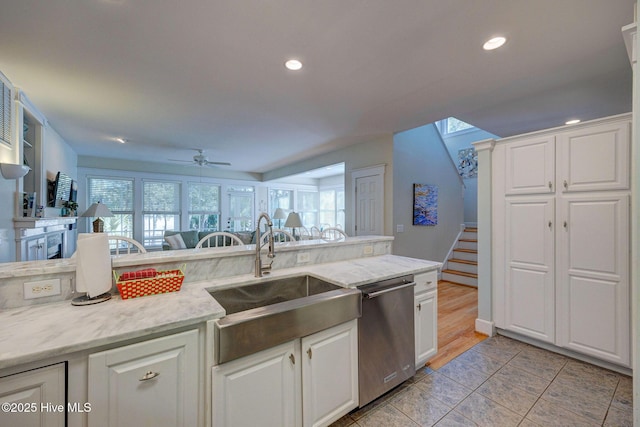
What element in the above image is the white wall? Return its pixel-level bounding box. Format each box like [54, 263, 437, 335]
[393, 123, 464, 262]
[43, 127, 78, 183]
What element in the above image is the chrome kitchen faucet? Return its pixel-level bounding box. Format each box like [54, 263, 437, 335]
[254, 212, 275, 277]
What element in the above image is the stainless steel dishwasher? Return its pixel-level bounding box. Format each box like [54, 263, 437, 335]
[357, 274, 416, 407]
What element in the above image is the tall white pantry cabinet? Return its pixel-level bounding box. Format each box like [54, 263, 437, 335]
[492, 114, 631, 367]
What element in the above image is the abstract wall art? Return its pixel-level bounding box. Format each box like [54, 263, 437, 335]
[413, 184, 438, 226]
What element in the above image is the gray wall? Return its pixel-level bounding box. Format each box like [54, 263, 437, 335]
[392, 123, 464, 262]
[441, 128, 497, 224]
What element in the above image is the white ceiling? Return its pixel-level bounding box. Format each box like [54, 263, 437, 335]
[0, 1, 634, 175]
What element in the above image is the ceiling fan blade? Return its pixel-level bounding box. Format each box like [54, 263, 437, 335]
[206, 161, 232, 166]
[168, 159, 194, 163]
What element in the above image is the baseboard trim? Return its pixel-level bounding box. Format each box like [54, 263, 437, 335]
[475, 318, 495, 336]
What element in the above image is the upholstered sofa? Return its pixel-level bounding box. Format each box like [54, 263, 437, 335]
[162, 230, 255, 250]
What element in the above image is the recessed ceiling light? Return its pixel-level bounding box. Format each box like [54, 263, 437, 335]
[115, 137, 127, 144]
[565, 119, 581, 125]
[483, 36, 507, 51]
[284, 59, 303, 71]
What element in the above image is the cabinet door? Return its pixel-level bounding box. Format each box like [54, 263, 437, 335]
[88, 330, 199, 427]
[301, 320, 358, 427]
[505, 135, 555, 195]
[212, 340, 299, 427]
[26, 237, 46, 261]
[557, 120, 630, 192]
[504, 196, 555, 343]
[415, 290, 437, 369]
[0, 363, 65, 427]
[556, 194, 630, 366]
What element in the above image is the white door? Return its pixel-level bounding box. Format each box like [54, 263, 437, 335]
[0, 363, 65, 427]
[504, 135, 555, 195]
[556, 120, 630, 193]
[415, 289, 437, 369]
[504, 196, 555, 343]
[556, 194, 630, 366]
[301, 320, 358, 427]
[88, 330, 199, 427]
[355, 175, 382, 235]
[212, 340, 299, 427]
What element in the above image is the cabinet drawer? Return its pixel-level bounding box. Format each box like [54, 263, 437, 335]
[414, 271, 437, 294]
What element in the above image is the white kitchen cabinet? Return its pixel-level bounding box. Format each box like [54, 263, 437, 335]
[301, 319, 358, 427]
[556, 194, 630, 365]
[415, 289, 437, 368]
[556, 120, 630, 193]
[88, 329, 199, 427]
[0, 363, 66, 427]
[493, 114, 631, 367]
[212, 340, 299, 427]
[212, 320, 358, 427]
[505, 135, 555, 195]
[504, 196, 555, 343]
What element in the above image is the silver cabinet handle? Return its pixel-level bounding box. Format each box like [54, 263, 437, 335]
[289, 353, 295, 365]
[416, 303, 421, 311]
[139, 371, 160, 381]
[563, 180, 568, 189]
[548, 221, 552, 230]
[307, 348, 312, 359]
[548, 181, 553, 190]
[563, 221, 568, 229]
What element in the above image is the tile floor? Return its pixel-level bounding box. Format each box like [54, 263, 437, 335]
[331, 335, 633, 427]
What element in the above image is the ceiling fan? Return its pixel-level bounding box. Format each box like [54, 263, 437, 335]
[169, 149, 231, 167]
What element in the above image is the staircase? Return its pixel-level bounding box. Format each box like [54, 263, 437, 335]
[442, 227, 477, 287]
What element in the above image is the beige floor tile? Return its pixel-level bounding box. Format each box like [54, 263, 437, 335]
[541, 381, 609, 424]
[493, 364, 551, 395]
[476, 375, 539, 415]
[434, 411, 478, 426]
[390, 386, 452, 426]
[415, 371, 473, 407]
[603, 405, 633, 427]
[356, 404, 419, 427]
[454, 392, 522, 427]
[527, 398, 600, 427]
[611, 374, 633, 411]
[507, 346, 567, 380]
[436, 359, 490, 390]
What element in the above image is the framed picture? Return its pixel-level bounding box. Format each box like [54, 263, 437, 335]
[413, 184, 437, 226]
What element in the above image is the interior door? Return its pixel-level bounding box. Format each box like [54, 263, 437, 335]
[355, 174, 382, 235]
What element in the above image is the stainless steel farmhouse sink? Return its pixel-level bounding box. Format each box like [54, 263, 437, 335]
[209, 275, 361, 364]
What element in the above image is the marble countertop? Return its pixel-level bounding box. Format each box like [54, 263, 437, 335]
[0, 254, 440, 370]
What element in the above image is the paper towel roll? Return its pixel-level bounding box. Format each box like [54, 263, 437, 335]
[76, 233, 112, 298]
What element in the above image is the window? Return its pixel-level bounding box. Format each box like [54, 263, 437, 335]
[87, 177, 134, 237]
[298, 191, 318, 228]
[270, 189, 293, 212]
[188, 182, 220, 231]
[438, 117, 475, 136]
[227, 186, 254, 231]
[143, 180, 180, 248]
[319, 188, 345, 228]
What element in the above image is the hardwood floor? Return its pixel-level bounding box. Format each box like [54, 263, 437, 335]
[427, 280, 487, 370]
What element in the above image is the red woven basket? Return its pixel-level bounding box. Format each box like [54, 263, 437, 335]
[114, 266, 185, 300]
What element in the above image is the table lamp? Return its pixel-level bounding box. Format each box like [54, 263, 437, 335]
[273, 208, 286, 228]
[81, 202, 114, 232]
[284, 211, 303, 239]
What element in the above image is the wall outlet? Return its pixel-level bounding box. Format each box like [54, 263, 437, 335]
[396, 224, 404, 233]
[24, 278, 61, 300]
[297, 252, 311, 263]
[363, 245, 373, 255]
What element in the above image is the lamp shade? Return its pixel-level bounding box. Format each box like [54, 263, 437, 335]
[284, 212, 303, 228]
[81, 202, 114, 218]
[273, 208, 287, 220]
[0, 163, 30, 179]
